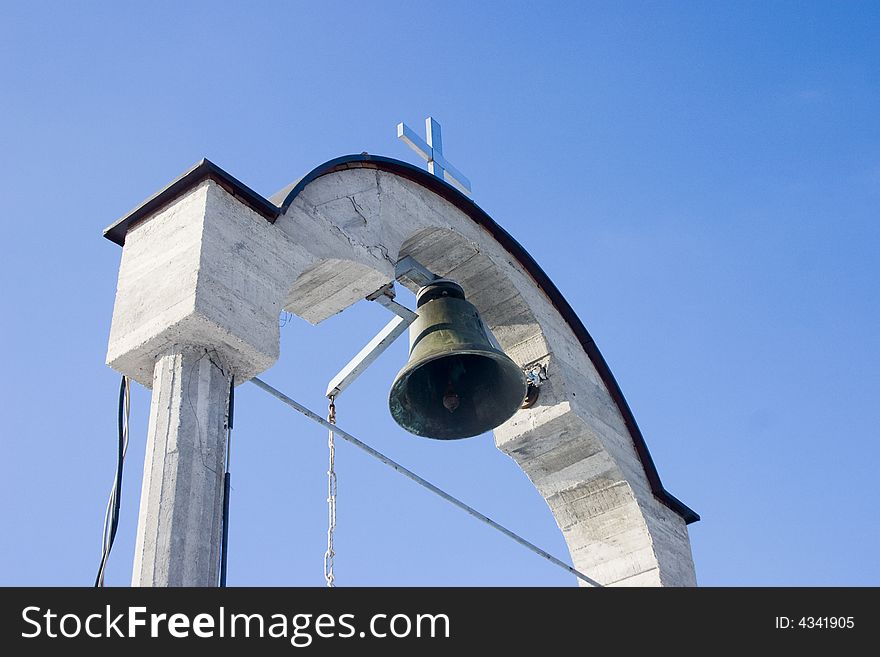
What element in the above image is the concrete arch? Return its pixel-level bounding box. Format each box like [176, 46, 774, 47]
[105, 156, 697, 586]
[274, 161, 697, 586]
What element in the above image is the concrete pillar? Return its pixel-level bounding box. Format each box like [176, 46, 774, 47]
[106, 177, 302, 586]
[131, 346, 231, 586]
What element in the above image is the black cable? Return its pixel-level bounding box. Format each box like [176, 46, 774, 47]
[94, 375, 127, 587]
[219, 375, 234, 587]
[220, 473, 231, 587]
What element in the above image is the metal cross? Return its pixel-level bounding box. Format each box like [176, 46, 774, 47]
[397, 117, 472, 196]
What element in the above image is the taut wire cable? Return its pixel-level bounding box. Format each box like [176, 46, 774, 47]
[250, 376, 601, 587]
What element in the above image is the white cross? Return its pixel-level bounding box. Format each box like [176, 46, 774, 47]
[397, 117, 472, 196]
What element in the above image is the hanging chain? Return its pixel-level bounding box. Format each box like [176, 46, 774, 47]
[324, 395, 337, 587]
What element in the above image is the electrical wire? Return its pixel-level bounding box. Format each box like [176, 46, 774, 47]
[94, 375, 130, 587]
[219, 376, 234, 587]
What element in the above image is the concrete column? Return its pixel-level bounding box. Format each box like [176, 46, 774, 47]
[106, 178, 302, 586]
[131, 346, 231, 586]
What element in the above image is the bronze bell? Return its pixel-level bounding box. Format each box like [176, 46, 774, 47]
[389, 280, 527, 439]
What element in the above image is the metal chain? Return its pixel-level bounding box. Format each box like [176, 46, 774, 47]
[324, 396, 337, 587]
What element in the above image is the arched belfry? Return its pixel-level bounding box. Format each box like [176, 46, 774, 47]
[104, 153, 698, 587]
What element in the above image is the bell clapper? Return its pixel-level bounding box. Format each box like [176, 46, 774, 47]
[443, 380, 460, 413]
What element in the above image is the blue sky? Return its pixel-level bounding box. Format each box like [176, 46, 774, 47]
[1, 1, 877, 586]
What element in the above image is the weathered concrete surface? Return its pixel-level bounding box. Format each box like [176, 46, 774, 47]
[107, 163, 696, 586]
[106, 180, 312, 388]
[131, 346, 231, 586]
[109, 181, 311, 586]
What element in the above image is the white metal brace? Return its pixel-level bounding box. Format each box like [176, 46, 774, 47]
[324, 262, 433, 399]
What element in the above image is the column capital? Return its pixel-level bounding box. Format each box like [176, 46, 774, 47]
[106, 178, 292, 387]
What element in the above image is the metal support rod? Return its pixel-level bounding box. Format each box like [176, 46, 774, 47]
[326, 316, 410, 398]
[371, 293, 418, 322]
[324, 283, 418, 399]
[324, 258, 440, 400]
[250, 376, 601, 587]
[325, 283, 418, 399]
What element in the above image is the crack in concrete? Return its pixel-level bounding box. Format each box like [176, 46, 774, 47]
[375, 169, 383, 226]
[182, 347, 225, 477]
[327, 223, 395, 268]
[347, 196, 369, 225]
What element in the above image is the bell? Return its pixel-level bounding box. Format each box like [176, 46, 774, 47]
[389, 280, 527, 439]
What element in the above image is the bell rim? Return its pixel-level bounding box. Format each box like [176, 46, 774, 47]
[388, 347, 528, 440]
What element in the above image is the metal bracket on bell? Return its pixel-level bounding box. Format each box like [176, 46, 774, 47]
[395, 255, 439, 291]
[326, 258, 441, 399]
[325, 283, 418, 399]
[521, 363, 548, 409]
[366, 282, 419, 321]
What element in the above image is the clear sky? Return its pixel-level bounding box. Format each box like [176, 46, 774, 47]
[1, 1, 877, 586]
